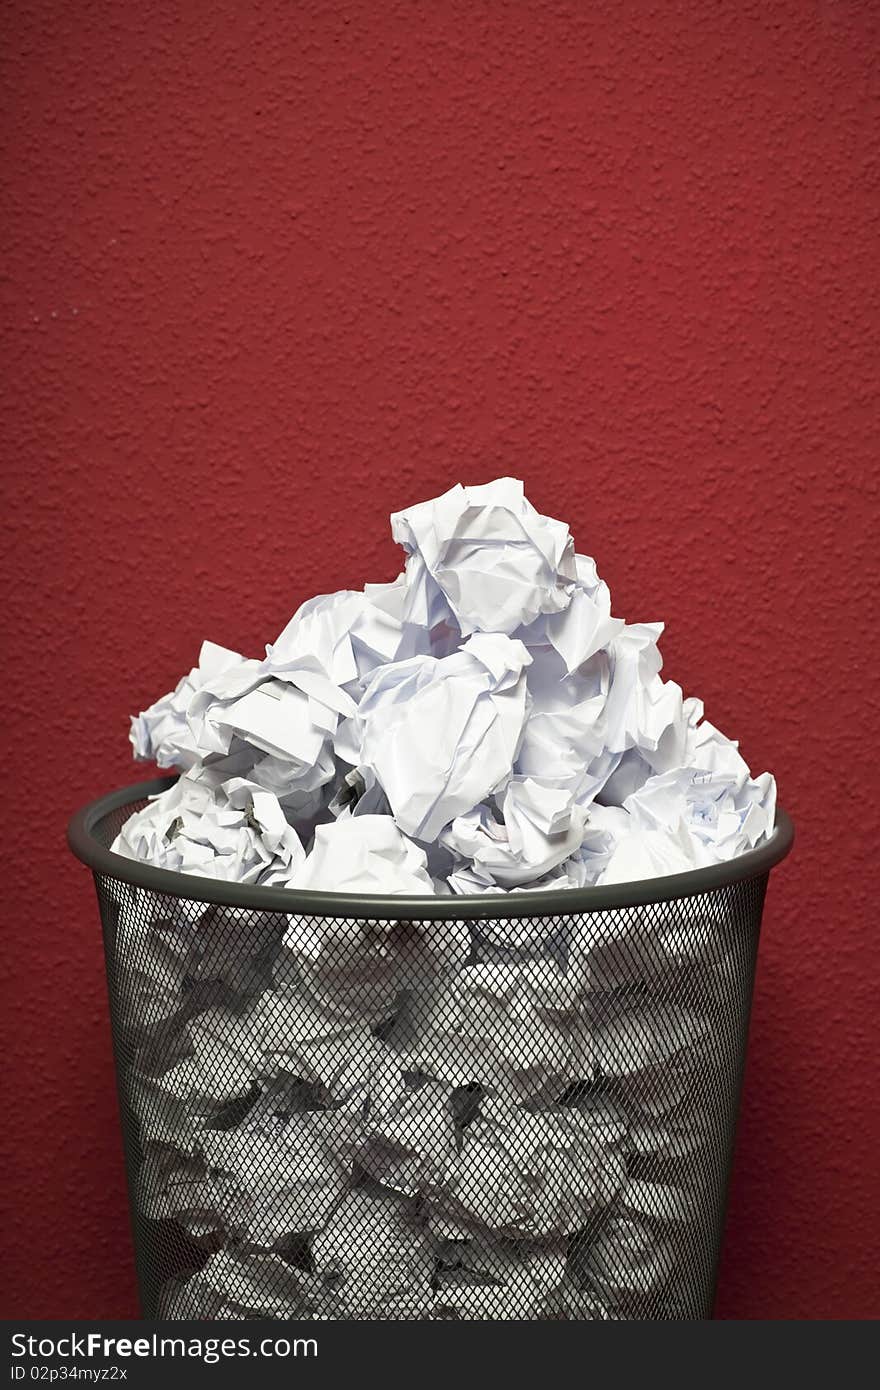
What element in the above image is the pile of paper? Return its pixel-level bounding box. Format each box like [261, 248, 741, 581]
[115, 477, 775, 895]
[106, 479, 775, 1319]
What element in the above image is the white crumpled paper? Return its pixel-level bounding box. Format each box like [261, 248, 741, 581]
[599, 734, 776, 885]
[391, 477, 577, 636]
[112, 770, 305, 884]
[285, 814, 434, 895]
[117, 476, 776, 893]
[130, 640, 244, 770]
[109, 477, 780, 1321]
[349, 632, 532, 843]
[434, 1232, 571, 1320]
[311, 1189, 439, 1317]
[441, 777, 589, 887]
[426, 1102, 628, 1238]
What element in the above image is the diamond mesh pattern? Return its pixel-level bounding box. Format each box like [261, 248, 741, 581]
[90, 798, 767, 1321]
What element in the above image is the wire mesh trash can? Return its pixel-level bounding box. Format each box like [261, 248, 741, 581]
[68, 777, 793, 1321]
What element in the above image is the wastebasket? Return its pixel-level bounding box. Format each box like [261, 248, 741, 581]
[68, 776, 793, 1321]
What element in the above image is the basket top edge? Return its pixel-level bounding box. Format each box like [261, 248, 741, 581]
[67, 775, 794, 920]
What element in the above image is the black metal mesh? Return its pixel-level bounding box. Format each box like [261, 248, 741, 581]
[90, 796, 767, 1322]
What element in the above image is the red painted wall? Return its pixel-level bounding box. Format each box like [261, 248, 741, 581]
[1, 1, 878, 1320]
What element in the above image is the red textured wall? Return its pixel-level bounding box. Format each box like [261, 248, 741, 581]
[1, 0, 878, 1320]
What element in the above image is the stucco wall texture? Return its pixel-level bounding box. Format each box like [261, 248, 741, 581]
[1, 0, 877, 1320]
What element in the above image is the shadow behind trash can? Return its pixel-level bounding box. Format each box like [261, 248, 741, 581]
[68, 777, 793, 1321]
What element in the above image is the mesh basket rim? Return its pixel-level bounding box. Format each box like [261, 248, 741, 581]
[68, 776, 794, 920]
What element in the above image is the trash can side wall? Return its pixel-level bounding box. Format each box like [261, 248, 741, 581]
[91, 849, 769, 1320]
